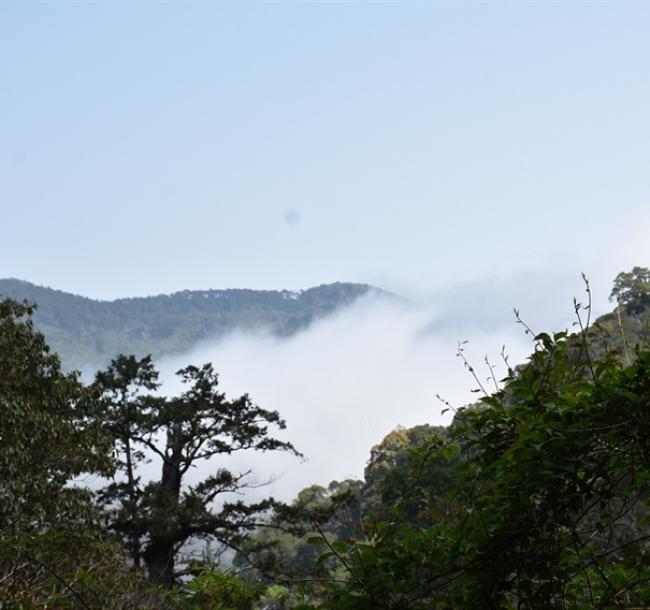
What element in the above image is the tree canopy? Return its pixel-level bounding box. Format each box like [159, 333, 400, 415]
[609, 266, 650, 315]
[95, 355, 302, 588]
[0, 300, 135, 608]
[0, 298, 112, 531]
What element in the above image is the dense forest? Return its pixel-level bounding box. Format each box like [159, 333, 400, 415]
[0, 280, 383, 370]
[2, 268, 650, 608]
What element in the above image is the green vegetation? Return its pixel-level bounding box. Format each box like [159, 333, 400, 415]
[0, 279, 382, 370]
[610, 266, 650, 315]
[0, 299, 147, 608]
[94, 354, 300, 587]
[2, 269, 650, 608]
[295, 273, 650, 608]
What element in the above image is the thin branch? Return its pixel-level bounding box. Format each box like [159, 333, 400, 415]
[457, 340, 489, 397]
[484, 355, 500, 393]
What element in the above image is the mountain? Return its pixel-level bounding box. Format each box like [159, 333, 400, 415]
[0, 279, 386, 371]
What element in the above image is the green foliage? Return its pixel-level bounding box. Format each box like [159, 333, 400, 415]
[234, 426, 462, 607]
[609, 266, 650, 315]
[0, 299, 112, 529]
[0, 299, 155, 608]
[94, 354, 160, 569]
[301, 300, 650, 608]
[0, 530, 164, 610]
[361, 425, 459, 525]
[233, 479, 363, 584]
[258, 584, 294, 610]
[185, 569, 258, 610]
[234, 425, 461, 606]
[174, 571, 307, 610]
[94, 356, 301, 588]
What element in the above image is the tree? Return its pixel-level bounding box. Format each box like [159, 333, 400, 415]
[609, 266, 650, 315]
[0, 299, 124, 607]
[0, 298, 112, 530]
[95, 356, 301, 588]
[361, 424, 458, 525]
[232, 479, 364, 584]
[94, 355, 160, 569]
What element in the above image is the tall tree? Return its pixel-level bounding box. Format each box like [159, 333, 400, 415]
[0, 299, 118, 606]
[95, 358, 301, 588]
[609, 266, 650, 315]
[0, 298, 112, 530]
[95, 355, 160, 569]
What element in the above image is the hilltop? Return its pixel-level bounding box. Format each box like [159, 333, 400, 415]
[0, 279, 387, 370]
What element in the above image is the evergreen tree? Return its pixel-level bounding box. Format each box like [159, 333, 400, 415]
[95, 356, 301, 587]
[609, 266, 650, 315]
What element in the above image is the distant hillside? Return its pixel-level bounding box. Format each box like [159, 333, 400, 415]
[588, 305, 650, 359]
[0, 279, 386, 370]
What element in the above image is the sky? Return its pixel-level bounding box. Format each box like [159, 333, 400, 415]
[2, 1, 650, 305]
[6, 0, 649, 504]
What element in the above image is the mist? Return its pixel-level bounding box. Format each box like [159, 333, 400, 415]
[87, 207, 650, 503]
[149, 293, 540, 502]
[153, 244, 650, 502]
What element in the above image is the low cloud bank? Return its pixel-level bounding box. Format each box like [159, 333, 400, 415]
[121, 203, 650, 502]
[155, 293, 539, 501]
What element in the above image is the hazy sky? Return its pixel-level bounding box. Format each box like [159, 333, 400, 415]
[2, 2, 650, 301]
[8, 1, 649, 497]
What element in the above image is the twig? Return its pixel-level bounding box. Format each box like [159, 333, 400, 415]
[456, 340, 489, 397]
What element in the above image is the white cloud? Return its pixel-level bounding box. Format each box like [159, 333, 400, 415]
[97, 209, 650, 503]
[154, 294, 534, 501]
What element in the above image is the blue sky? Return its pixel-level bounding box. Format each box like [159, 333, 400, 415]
[1, 1, 649, 304]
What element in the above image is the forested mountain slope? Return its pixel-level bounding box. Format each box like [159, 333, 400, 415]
[0, 279, 383, 370]
[234, 270, 650, 608]
[3, 269, 650, 607]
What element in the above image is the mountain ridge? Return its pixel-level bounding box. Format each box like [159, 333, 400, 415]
[0, 278, 391, 371]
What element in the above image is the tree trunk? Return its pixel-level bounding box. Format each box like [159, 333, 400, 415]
[145, 424, 183, 588]
[145, 539, 176, 588]
[124, 432, 141, 567]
